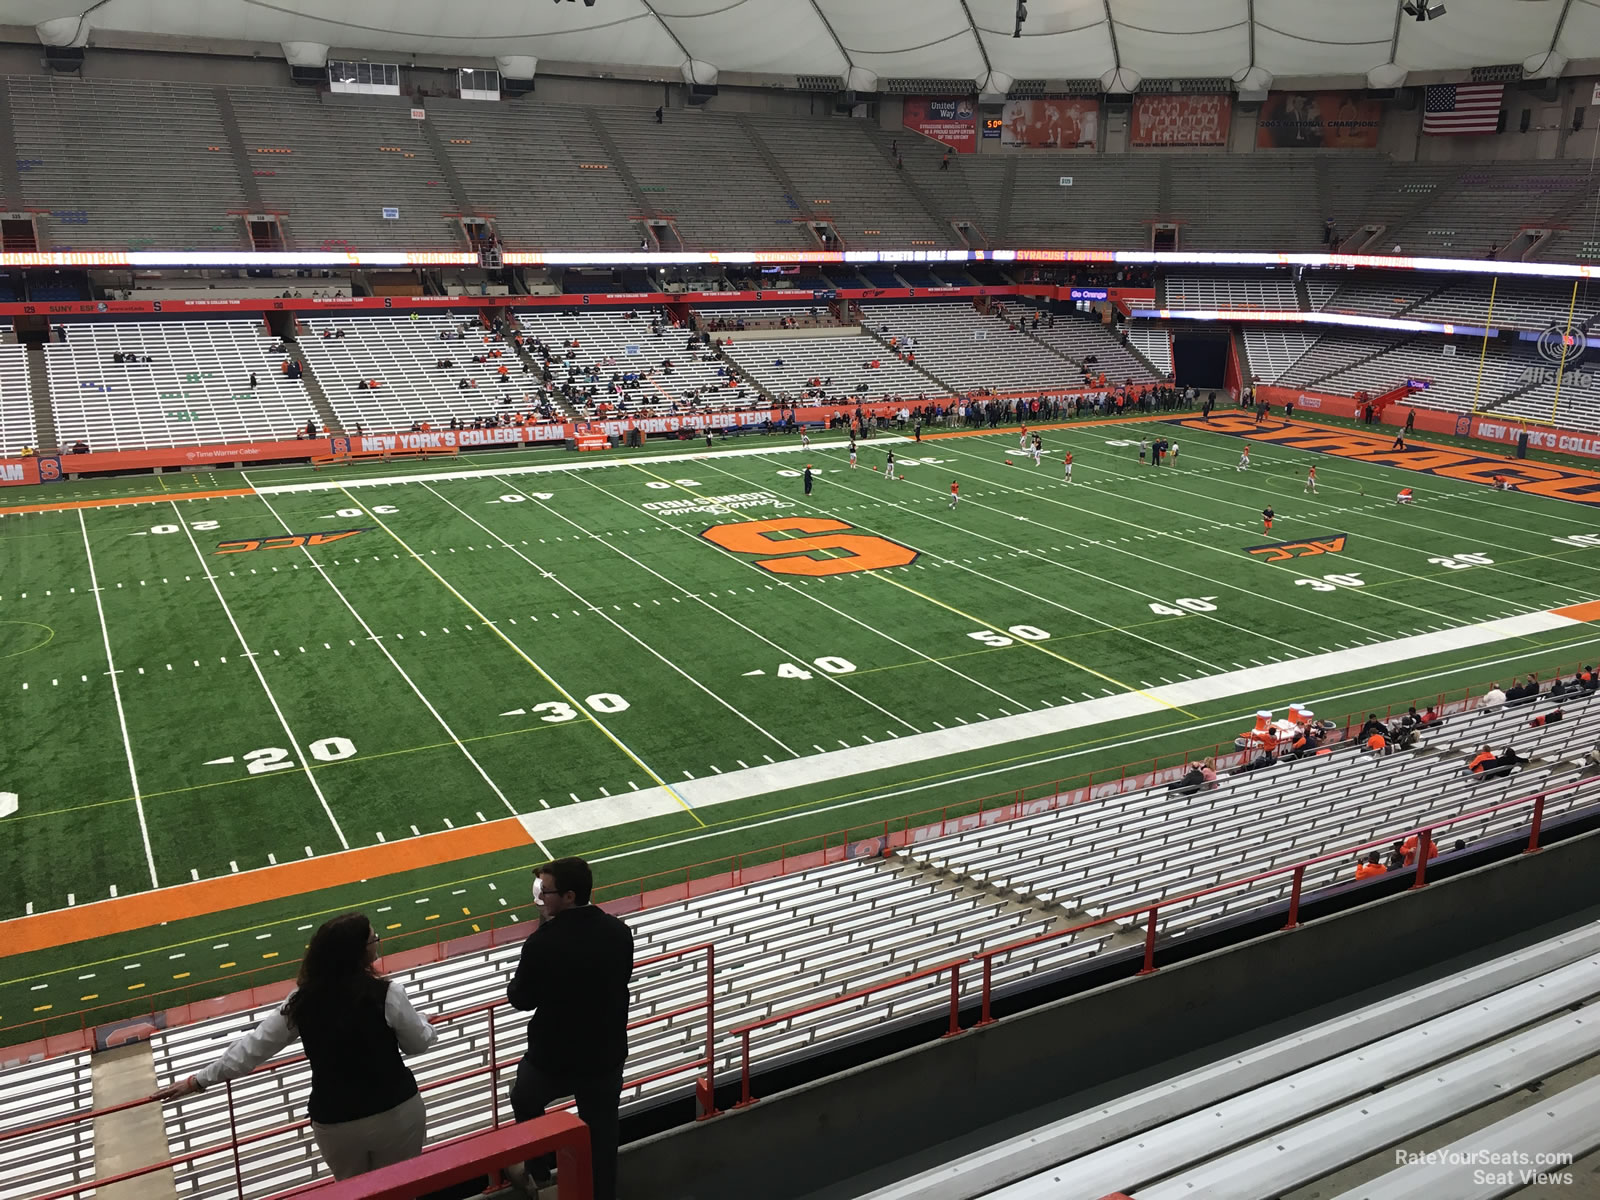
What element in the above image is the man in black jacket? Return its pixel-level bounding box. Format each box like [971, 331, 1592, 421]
[507, 857, 634, 1200]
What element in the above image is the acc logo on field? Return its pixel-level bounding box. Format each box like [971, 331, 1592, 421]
[215, 528, 366, 554]
[1247, 533, 1348, 561]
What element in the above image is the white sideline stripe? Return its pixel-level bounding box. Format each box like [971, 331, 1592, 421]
[79, 510, 159, 889]
[249, 438, 907, 495]
[518, 607, 1581, 843]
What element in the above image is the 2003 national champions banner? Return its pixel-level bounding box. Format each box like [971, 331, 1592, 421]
[1255, 91, 1383, 149]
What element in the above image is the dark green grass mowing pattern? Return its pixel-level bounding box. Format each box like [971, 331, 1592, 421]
[4, 420, 1600, 1040]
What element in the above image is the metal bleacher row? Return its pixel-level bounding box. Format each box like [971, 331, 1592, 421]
[862, 916, 1600, 1200]
[3, 72, 1599, 258]
[517, 309, 751, 417]
[0, 344, 33, 454]
[905, 685, 1598, 936]
[44, 321, 311, 451]
[1243, 327, 1320, 383]
[5, 682, 1593, 1199]
[1163, 272, 1300, 312]
[859, 302, 1076, 393]
[721, 332, 949, 403]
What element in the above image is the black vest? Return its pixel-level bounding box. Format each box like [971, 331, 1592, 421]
[293, 978, 419, 1125]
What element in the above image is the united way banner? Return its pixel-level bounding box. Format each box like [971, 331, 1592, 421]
[1256, 91, 1383, 149]
[1132, 94, 1232, 147]
[903, 96, 977, 153]
[1000, 99, 1099, 150]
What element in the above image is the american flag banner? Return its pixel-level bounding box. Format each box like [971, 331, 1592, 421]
[1422, 83, 1505, 135]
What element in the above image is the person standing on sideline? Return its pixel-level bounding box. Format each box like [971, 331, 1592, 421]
[801, 430, 810, 451]
[1305, 465, 1317, 494]
[1139, 438, 1147, 467]
[803, 465, 814, 496]
[848, 438, 857, 468]
[153, 915, 436, 1181]
[1063, 451, 1074, 482]
[949, 479, 960, 509]
[508, 858, 633, 1200]
[1262, 505, 1275, 534]
[884, 448, 896, 480]
[1168, 440, 1179, 467]
[1237, 445, 1250, 471]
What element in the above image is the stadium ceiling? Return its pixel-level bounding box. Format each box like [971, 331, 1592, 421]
[17, 0, 1600, 90]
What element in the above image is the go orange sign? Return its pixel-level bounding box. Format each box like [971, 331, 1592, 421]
[702, 517, 917, 577]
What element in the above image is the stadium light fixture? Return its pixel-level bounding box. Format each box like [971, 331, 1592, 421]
[1402, 1, 1447, 20]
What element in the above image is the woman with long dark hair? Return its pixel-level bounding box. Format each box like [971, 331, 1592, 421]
[154, 913, 437, 1179]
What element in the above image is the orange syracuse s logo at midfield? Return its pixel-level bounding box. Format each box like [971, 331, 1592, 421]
[701, 517, 917, 577]
[215, 529, 367, 554]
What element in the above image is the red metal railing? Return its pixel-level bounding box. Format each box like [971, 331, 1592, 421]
[290, 1112, 591, 1199]
[3, 659, 1587, 1060]
[0, 943, 714, 1200]
[728, 775, 1597, 1106]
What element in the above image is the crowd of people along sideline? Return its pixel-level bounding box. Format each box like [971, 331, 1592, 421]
[154, 856, 633, 1200]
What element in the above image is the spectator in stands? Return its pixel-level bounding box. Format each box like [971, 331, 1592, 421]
[1354, 852, 1385, 880]
[1467, 744, 1497, 777]
[1528, 708, 1564, 729]
[1401, 831, 1438, 867]
[1480, 683, 1506, 709]
[152, 914, 436, 1181]
[507, 857, 633, 1200]
[70, 440, 88, 454]
[940, 149, 951, 170]
[1580, 667, 1599, 695]
[1420, 704, 1442, 726]
[1357, 713, 1385, 743]
[654, 105, 663, 124]
[1384, 841, 1407, 872]
[1481, 746, 1529, 782]
[1506, 676, 1540, 706]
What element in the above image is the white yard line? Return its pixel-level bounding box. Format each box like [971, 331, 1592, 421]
[699, 456, 1234, 675]
[418, 480, 806, 755]
[78, 509, 159, 888]
[254, 491, 526, 821]
[251, 436, 897, 495]
[1100, 425, 1600, 595]
[332, 486, 705, 828]
[931, 434, 1477, 630]
[564, 469, 1034, 710]
[516, 605, 1584, 844]
[170, 503, 351, 849]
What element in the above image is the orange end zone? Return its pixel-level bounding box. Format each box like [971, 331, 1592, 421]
[0, 487, 255, 516]
[1554, 600, 1600, 622]
[0, 817, 535, 959]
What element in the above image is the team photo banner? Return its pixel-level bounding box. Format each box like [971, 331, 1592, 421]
[1000, 99, 1099, 150]
[1132, 94, 1232, 148]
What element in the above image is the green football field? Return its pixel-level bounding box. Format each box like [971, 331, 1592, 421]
[5, 414, 1600, 1044]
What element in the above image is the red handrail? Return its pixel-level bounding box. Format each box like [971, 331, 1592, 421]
[726, 775, 1597, 1105]
[285, 1112, 591, 1199]
[0, 943, 714, 1200]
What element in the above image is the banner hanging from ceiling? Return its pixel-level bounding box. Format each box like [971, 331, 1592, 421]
[902, 96, 977, 153]
[1255, 91, 1383, 149]
[1132, 94, 1232, 148]
[1000, 99, 1099, 150]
